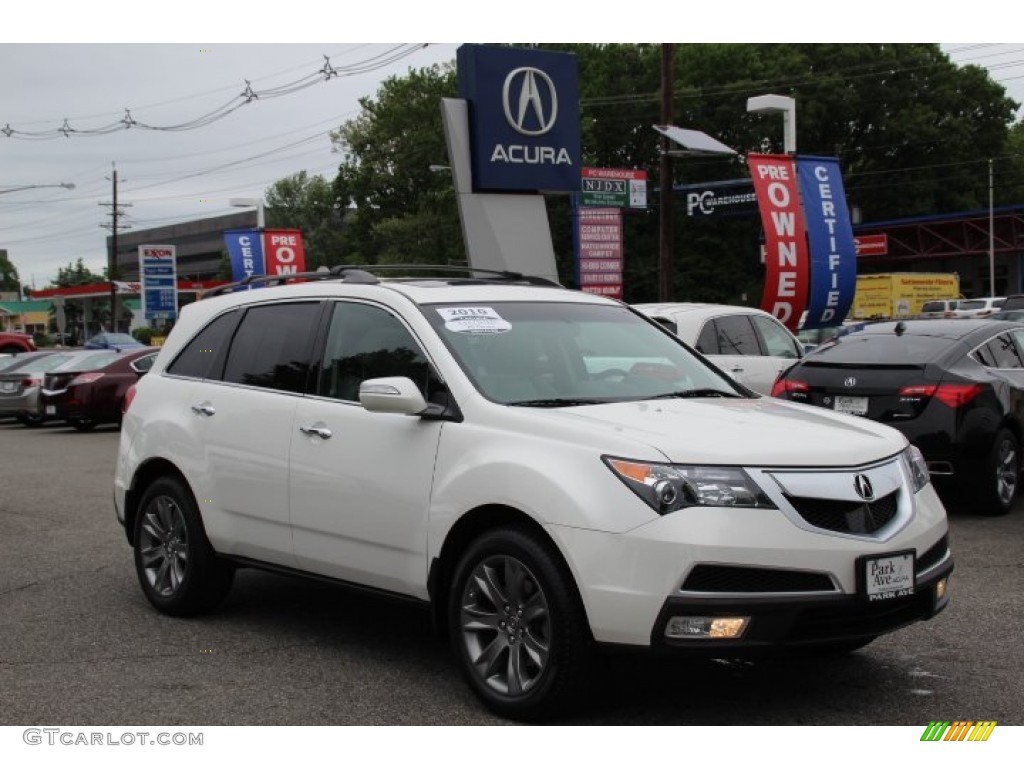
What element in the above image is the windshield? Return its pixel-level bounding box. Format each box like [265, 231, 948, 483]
[422, 301, 744, 405]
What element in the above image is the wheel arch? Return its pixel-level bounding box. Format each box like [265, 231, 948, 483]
[123, 458, 194, 545]
[426, 504, 588, 640]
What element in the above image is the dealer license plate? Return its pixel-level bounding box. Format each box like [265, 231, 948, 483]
[862, 552, 915, 601]
[1, 381, 14, 393]
[835, 395, 868, 415]
[45, 405, 56, 415]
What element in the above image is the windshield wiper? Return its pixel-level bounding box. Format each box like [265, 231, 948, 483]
[507, 398, 607, 407]
[647, 388, 743, 400]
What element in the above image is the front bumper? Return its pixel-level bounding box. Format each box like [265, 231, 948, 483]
[649, 556, 951, 654]
[547, 479, 952, 648]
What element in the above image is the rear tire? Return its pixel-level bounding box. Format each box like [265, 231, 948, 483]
[133, 476, 234, 616]
[448, 526, 592, 721]
[979, 428, 1019, 516]
[18, 412, 43, 427]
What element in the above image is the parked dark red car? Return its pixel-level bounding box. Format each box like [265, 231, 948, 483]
[41, 348, 157, 430]
[0, 331, 36, 354]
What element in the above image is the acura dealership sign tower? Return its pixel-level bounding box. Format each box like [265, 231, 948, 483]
[441, 44, 581, 280]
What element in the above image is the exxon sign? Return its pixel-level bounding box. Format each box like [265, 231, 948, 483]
[457, 44, 581, 193]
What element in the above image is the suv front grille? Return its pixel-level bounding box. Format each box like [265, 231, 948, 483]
[787, 490, 899, 534]
[682, 565, 836, 594]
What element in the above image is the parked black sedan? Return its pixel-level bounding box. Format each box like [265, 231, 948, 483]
[771, 319, 1024, 516]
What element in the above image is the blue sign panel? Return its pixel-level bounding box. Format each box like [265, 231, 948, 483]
[797, 156, 858, 329]
[224, 230, 266, 282]
[457, 44, 581, 193]
[139, 244, 178, 321]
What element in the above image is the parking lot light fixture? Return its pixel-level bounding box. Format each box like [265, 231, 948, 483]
[230, 197, 265, 230]
[746, 94, 797, 154]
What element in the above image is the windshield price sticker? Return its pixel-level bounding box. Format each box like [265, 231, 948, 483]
[438, 307, 512, 334]
[862, 552, 915, 601]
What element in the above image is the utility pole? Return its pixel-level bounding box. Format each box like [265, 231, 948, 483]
[658, 44, 675, 302]
[99, 163, 132, 332]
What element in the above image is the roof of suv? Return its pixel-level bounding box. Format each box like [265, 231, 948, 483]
[199, 266, 609, 308]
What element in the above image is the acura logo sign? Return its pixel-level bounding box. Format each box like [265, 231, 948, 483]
[503, 67, 558, 136]
[854, 474, 875, 501]
[844, 377, 857, 387]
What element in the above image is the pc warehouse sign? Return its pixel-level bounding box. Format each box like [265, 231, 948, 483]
[457, 44, 581, 193]
[139, 244, 178, 321]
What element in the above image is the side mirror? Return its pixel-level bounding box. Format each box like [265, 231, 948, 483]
[359, 377, 428, 416]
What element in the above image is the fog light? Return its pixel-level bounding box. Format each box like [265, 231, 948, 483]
[936, 577, 948, 601]
[665, 616, 749, 640]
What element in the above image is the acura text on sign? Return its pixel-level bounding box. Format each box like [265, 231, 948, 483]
[457, 44, 581, 193]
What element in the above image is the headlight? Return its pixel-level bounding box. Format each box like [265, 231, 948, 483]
[902, 444, 930, 493]
[604, 457, 776, 515]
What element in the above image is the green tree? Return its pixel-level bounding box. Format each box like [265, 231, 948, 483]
[329, 62, 463, 265]
[53, 257, 105, 288]
[0, 250, 20, 292]
[264, 171, 347, 270]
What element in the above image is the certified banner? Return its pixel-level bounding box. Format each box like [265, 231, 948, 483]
[797, 156, 857, 329]
[747, 154, 809, 332]
[264, 229, 307, 276]
[223, 230, 265, 282]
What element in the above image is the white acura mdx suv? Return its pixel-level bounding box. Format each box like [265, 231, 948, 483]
[114, 266, 953, 720]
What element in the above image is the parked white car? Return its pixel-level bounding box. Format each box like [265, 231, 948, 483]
[953, 297, 1005, 318]
[115, 268, 952, 720]
[632, 303, 804, 394]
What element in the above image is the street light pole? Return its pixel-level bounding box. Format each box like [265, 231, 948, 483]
[989, 158, 995, 297]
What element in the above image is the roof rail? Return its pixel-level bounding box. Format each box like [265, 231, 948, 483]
[202, 264, 561, 299]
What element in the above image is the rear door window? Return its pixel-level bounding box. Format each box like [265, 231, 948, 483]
[222, 303, 321, 393]
[713, 315, 762, 355]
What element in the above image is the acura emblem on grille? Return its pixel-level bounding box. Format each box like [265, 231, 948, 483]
[844, 377, 857, 387]
[854, 474, 875, 501]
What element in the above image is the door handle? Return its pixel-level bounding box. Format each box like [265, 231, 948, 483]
[191, 403, 216, 416]
[299, 424, 333, 440]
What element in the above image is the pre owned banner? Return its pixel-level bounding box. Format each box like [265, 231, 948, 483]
[223, 230, 265, 282]
[748, 154, 809, 332]
[264, 229, 307, 276]
[797, 156, 857, 329]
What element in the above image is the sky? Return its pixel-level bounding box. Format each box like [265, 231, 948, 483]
[2, 4, 1023, 289]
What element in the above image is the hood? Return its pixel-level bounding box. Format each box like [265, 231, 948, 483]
[545, 396, 906, 467]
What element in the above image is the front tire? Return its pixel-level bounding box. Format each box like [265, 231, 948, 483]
[979, 428, 1019, 516]
[133, 476, 234, 616]
[448, 527, 591, 721]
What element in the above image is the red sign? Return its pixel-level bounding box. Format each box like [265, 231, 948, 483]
[264, 229, 307, 276]
[577, 208, 623, 299]
[748, 154, 810, 332]
[854, 234, 888, 256]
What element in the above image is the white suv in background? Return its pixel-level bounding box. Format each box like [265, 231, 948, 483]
[953, 297, 1005, 318]
[114, 267, 953, 720]
[632, 303, 804, 394]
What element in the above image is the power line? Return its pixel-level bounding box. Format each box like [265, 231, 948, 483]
[0, 45, 428, 140]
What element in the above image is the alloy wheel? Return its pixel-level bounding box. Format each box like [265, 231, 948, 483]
[459, 555, 551, 696]
[138, 496, 189, 597]
[995, 436, 1019, 506]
